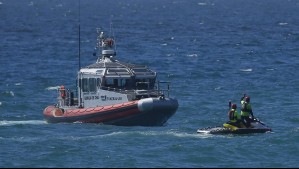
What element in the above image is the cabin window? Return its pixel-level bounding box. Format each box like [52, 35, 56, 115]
[82, 78, 89, 92]
[149, 78, 155, 88]
[113, 79, 118, 86]
[89, 78, 97, 92]
[102, 78, 132, 89]
[96, 78, 101, 87]
[135, 78, 156, 90]
[106, 78, 117, 88]
[119, 79, 130, 89]
[136, 79, 149, 90]
[120, 79, 128, 87]
[80, 78, 101, 92]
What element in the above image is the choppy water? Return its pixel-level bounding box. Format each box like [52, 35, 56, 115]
[1, 0, 299, 167]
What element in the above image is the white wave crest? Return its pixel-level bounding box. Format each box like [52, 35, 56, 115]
[214, 87, 222, 90]
[240, 68, 252, 72]
[279, 22, 288, 26]
[10, 91, 14, 97]
[98, 130, 214, 139]
[46, 86, 60, 90]
[0, 120, 45, 126]
[198, 2, 207, 6]
[187, 54, 198, 57]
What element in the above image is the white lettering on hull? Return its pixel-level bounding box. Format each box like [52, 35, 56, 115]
[101, 95, 123, 101]
[84, 96, 100, 100]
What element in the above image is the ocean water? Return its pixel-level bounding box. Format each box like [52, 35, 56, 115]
[1, 0, 299, 167]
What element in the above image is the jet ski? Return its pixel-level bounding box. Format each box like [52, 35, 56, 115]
[197, 117, 272, 135]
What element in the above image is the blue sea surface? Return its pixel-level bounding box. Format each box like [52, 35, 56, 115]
[1, 0, 299, 167]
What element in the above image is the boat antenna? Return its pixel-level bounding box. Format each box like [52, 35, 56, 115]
[78, 0, 81, 70]
[78, 0, 83, 108]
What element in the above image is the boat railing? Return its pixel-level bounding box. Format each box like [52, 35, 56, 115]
[57, 89, 78, 107]
[156, 81, 171, 98]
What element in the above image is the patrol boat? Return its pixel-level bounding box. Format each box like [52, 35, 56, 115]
[43, 28, 179, 126]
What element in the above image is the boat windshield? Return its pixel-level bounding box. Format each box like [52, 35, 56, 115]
[79, 78, 101, 92]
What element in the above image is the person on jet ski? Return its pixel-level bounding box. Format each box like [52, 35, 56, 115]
[227, 103, 244, 128]
[240, 95, 255, 128]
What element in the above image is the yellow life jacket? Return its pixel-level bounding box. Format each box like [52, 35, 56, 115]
[241, 100, 252, 116]
[229, 109, 239, 122]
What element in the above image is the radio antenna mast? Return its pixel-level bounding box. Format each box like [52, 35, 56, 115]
[78, 0, 81, 70]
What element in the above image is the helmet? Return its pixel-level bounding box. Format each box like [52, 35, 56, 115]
[245, 96, 250, 102]
[231, 104, 237, 109]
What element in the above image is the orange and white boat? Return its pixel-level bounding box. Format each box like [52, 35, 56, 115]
[43, 28, 178, 126]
